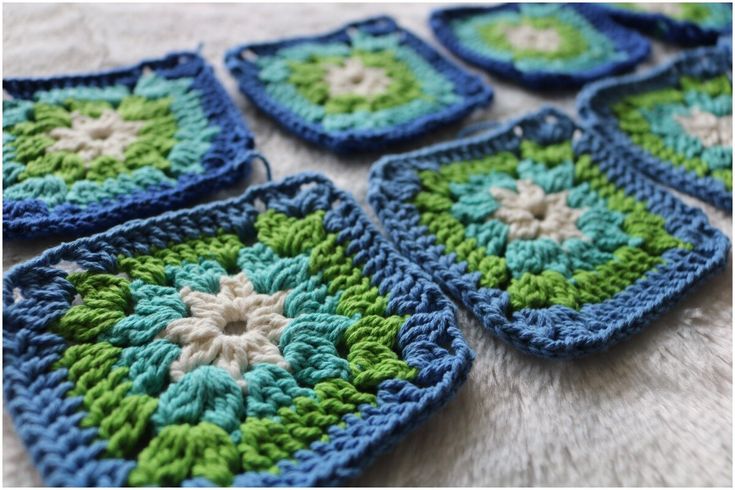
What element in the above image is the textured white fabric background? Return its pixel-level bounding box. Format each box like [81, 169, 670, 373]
[2, 3, 732, 486]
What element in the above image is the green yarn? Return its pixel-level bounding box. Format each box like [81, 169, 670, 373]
[238, 379, 375, 474]
[254, 29, 460, 133]
[288, 50, 422, 114]
[344, 314, 416, 389]
[118, 232, 244, 284]
[412, 138, 689, 311]
[56, 273, 132, 342]
[256, 209, 388, 316]
[3, 73, 217, 209]
[128, 422, 240, 486]
[54, 341, 122, 397]
[451, 4, 625, 73]
[614, 2, 732, 28]
[478, 15, 588, 60]
[49, 206, 420, 485]
[612, 74, 732, 189]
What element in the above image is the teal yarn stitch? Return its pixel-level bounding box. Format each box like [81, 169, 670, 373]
[578, 46, 733, 211]
[3, 172, 473, 486]
[368, 107, 730, 358]
[225, 16, 492, 153]
[429, 3, 651, 90]
[596, 2, 732, 46]
[3, 51, 257, 239]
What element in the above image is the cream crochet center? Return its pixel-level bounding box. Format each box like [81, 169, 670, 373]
[47, 109, 144, 163]
[676, 107, 733, 148]
[325, 57, 391, 97]
[503, 24, 561, 53]
[490, 180, 586, 243]
[160, 272, 290, 393]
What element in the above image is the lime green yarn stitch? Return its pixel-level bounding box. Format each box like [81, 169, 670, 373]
[3, 73, 218, 209]
[412, 139, 688, 311]
[478, 15, 588, 61]
[51, 208, 418, 486]
[288, 50, 423, 115]
[8, 95, 177, 185]
[612, 74, 732, 189]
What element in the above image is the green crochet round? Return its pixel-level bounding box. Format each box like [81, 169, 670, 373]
[3, 74, 216, 209]
[412, 138, 690, 311]
[51, 209, 416, 486]
[612, 74, 732, 190]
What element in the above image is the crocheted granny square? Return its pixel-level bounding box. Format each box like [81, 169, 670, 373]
[595, 2, 732, 46]
[3, 173, 472, 486]
[224, 16, 493, 153]
[429, 3, 651, 90]
[578, 47, 732, 212]
[3, 51, 255, 239]
[368, 107, 730, 358]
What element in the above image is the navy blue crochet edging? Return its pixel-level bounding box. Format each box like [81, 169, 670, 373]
[429, 3, 651, 91]
[368, 106, 731, 358]
[578, 46, 733, 213]
[593, 3, 732, 46]
[224, 16, 493, 153]
[3, 172, 474, 486]
[3, 51, 256, 240]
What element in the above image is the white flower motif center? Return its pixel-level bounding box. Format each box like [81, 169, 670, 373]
[325, 57, 391, 97]
[503, 24, 561, 53]
[676, 107, 732, 148]
[161, 272, 290, 392]
[490, 180, 586, 242]
[47, 109, 145, 163]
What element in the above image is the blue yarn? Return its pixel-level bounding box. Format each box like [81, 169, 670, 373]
[429, 3, 651, 90]
[578, 46, 732, 212]
[594, 3, 732, 46]
[3, 172, 474, 486]
[3, 51, 257, 239]
[368, 106, 730, 358]
[224, 16, 493, 153]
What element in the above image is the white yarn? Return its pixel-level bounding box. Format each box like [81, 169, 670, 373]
[47, 109, 144, 162]
[490, 180, 586, 242]
[676, 107, 732, 148]
[162, 272, 290, 392]
[325, 57, 391, 97]
[503, 24, 561, 53]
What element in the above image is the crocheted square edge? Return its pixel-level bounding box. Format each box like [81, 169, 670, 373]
[3, 51, 257, 240]
[577, 46, 733, 213]
[2, 171, 474, 487]
[223, 15, 493, 153]
[367, 106, 731, 358]
[428, 3, 651, 90]
[593, 3, 732, 46]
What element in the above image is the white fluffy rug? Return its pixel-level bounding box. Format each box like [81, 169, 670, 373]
[3, 3, 732, 486]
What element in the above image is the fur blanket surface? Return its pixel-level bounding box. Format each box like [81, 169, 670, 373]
[3, 3, 731, 486]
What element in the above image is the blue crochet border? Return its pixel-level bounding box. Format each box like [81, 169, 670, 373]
[593, 3, 732, 46]
[224, 16, 493, 153]
[578, 46, 732, 212]
[3, 51, 256, 240]
[3, 172, 474, 486]
[368, 106, 730, 358]
[429, 3, 651, 90]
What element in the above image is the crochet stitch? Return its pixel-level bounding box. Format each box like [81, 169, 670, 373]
[224, 16, 493, 153]
[429, 3, 651, 90]
[595, 3, 732, 46]
[368, 107, 730, 358]
[578, 46, 732, 212]
[3, 173, 473, 486]
[3, 51, 256, 239]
